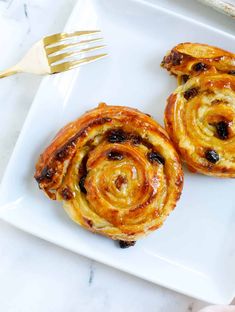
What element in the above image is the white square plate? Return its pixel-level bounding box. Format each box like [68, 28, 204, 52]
[1, 0, 235, 304]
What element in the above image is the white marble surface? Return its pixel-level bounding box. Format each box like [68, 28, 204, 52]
[0, 0, 235, 311]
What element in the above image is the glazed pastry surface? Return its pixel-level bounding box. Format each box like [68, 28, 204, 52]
[35, 103, 183, 241]
[161, 42, 235, 83]
[165, 74, 235, 177]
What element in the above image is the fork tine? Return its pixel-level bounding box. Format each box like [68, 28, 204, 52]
[48, 45, 106, 65]
[43, 30, 101, 46]
[46, 38, 103, 55]
[51, 53, 108, 73]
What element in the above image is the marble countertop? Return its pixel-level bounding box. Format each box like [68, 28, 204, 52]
[0, 0, 234, 311]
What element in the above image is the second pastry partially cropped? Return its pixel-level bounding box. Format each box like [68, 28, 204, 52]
[161, 42, 235, 84]
[165, 74, 235, 177]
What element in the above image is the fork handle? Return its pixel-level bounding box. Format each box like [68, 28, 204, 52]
[0, 66, 21, 79]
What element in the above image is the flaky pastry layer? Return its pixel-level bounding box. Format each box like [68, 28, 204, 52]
[35, 103, 183, 241]
[161, 42, 235, 83]
[165, 74, 235, 177]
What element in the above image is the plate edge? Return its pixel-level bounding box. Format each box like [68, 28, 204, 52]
[0, 0, 234, 304]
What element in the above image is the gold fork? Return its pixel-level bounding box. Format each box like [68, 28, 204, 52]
[0, 30, 107, 78]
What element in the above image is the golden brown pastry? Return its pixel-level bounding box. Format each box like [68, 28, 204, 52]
[165, 74, 235, 177]
[35, 103, 183, 247]
[161, 42, 235, 84]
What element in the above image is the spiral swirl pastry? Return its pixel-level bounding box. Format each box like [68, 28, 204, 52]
[165, 74, 235, 177]
[161, 42, 235, 84]
[35, 103, 183, 246]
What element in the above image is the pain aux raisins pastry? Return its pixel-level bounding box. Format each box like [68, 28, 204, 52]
[161, 42, 235, 84]
[34, 103, 183, 248]
[165, 74, 235, 177]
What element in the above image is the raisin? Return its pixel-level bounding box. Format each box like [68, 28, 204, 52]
[182, 75, 189, 83]
[215, 121, 229, 140]
[61, 187, 74, 200]
[228, 70, 235, 75]
[42, 167, 54, 179]
[107, 129, 126, 143]
[184, 87, 198, 100]
[55, 147, 69, 161]
[107, 151, 124, 161]
[115, 175, 127, 190]
[84, 219, 93, 228]
[79, 175, 87, 194]
[147, 152, 165, 165]
[119, 240, 136, 248]
[205, 149, 219, 163]
[130, 135, 142, 145]
[161, 54, 172, 65]
[193, 62, 208, 71]
[79, 155, 88, 176]
[35, 166, 55, 183]
[171, 51, 183, 66]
